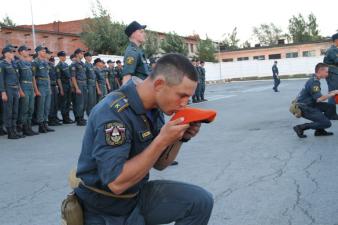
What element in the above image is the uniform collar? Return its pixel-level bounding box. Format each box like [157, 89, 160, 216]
[120, 79, 146, 115]
[129, 41, 139, 48]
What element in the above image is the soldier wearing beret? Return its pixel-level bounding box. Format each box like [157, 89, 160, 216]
[122, 21, 150, 84]
[84, 52, 97, 116]
[324, 33, 338, 109]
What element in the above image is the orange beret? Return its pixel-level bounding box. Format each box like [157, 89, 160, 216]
[171, 107, 217, 124]
[335, 95, 338, 104]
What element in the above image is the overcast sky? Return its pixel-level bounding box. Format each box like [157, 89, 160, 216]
[1, 0, 337, 44]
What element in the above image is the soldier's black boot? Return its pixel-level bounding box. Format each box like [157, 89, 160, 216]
[28, 124, 39, 135]
[0, 126, 7, 136]
[76, 117, 86, 126]
[7, 127, 20, 139]
[39, 123, 48, 133]
[14, 127, 25, 138]
[293, 125, 307, 138]
[23, 124, 34, 136]
[44, 122, 55, 132]
[314, 129, 334, 136]
[16, 124, 23, 133]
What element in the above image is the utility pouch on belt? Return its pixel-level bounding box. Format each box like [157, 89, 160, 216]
[289, 99, 302, 118]
[60, 169, 83, 225]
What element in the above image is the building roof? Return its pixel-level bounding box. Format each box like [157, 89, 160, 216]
[0, 25, 80, 37]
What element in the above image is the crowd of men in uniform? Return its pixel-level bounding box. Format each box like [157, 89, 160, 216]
[0, 21, 207, 140]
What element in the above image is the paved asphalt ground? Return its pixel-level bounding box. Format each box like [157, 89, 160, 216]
[1, 79, 338, 225]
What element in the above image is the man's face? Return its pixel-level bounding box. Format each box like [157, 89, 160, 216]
[108, 63, 115, 68]
[318, 67, 329, 79]
[201, 62, 205, 67]
[78, 52, 84, 59]
[133, 29, 146, 44]
[154, 76, 197, 116]
[334, 39, 338, 47]
[39, 49, 46, 59]
[85, 56, 92, 62]
[59, 56, 66, 62]
[117, 63, 122, 68]
[4, 51, 15, 61]
[19, 50, 29, 58]
[192, 61, 196, 66]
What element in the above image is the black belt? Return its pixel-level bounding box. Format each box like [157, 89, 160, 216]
[21, 80, 33, 84]
[36, 77, 50, 81]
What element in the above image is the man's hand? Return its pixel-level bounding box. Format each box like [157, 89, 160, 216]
[19, 90, 25, 98]
[182, 122, 201, 140]
[157, 118, 189, 147]
[329, 90, 338, 96]
[76, 88, 82, 95]
[1, 92, 8, 102]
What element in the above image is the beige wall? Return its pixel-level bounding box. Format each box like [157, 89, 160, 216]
[217, 41, 332, 62]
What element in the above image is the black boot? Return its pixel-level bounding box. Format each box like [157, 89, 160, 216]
[314, 129, 334, 136]
[0, 126, 7, 136]
[14, 127, 25, 138]
[44, 122, 55, 132]
[16, 124, 23, 133]
[39, 123, 48, 133]
[28, 124, 39, 135]
[7, 127, 20, 139]
[293, 125, 307, 138]
[48, 117, 62, 126]
[76, 117, 86, 126]
[23, 124, 35, 136]
[62, 114, 74, 124]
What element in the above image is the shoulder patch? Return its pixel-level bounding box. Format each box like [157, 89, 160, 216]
[312, 85, 320, 93]
[126, 56, 135, 65]
[110, 95, 129, 113]
[105, 121, 126, 146]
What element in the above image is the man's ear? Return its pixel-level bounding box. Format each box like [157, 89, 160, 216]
[153, 77, 166, 92]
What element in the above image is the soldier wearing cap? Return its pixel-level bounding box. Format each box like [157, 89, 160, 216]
[122, 21, 150, 84]
[93, 58, 108, 101]
[16, 45, 39, 136]
[324, 33, 338, 108]
[0, 44, 24, 139]
[191, 59, 201, 103]
[272, 61, 280, 92]
[74, 53, 213, 225]
[115, 60, 123, 85]
[107, 59, 119, 91]
[84, 52, 97, 116]
[70, 48, 87, 126]
[56, 51, 74, 124]
[32, 45, 55, 133]
[48, 55, 62, 126]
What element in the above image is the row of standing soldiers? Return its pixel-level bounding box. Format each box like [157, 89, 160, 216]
[192, 59, 207, 103]
[0, 45, 123, 139]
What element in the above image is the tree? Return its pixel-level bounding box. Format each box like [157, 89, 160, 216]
[252, 23, 282, 46]
[221, 27, 240, 50]
[288, 13, 322, 43]
[81, 0, 128, 55]
[242, 40, 251, 48]
[197, 37, 217, 62]
[0, 16, 16, 27]
[160, 32, 188, 56]
[143, 31, 160, 59]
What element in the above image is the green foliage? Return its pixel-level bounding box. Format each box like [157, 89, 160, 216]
[197, 37, 217, 62]
[160, 32, 188, 56]
[252, 23, 282, 46]
[81, 0, 128, 55]
[0, 16, 16, 27]
[143, 31, 160, 58]
[221, 27, 240, 50]
[288, 13, 322, 43]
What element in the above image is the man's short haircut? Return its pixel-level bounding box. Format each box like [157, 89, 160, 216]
[315, 63, 328, 73]
[150, 53, 198, 85]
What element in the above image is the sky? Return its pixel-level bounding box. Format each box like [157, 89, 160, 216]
[0, 0, 337, 44]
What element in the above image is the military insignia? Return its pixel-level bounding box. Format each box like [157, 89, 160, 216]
[105, 121, 126, 146]
[312, 85, 320, 92]
[138, 130, 153, 142]
[32, 66, 36, 72]
[126, 56, 135, 65]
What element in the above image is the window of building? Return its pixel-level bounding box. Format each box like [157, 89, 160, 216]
[302, 50, 316, 57]
[237, 57, 249, 61]
[222, 58, 233, 62]
[286, 52, 298, 58]
[268, 54, 281, 59]
[253, 55, 265, 60]
[190, 44, 194, 53]
[320, 49, 326, 55]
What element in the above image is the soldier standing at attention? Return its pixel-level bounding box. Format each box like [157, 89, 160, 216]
[70, 48, 87, 126]
[84, 52, 97, 116]
[323, 33, 338, 109]
[32, 45, 54, 133]
[16, 45, 39, 136]
[48, 55, 62, 126]
[200, 61, 207, 101]
[94, 58, 108, 101]
[115, 60, 123, 86]
[56, 51, 74, 124]
[122, 21, 150, 84]
[272, 61, 280, 92]
[0, 45, 24, 139]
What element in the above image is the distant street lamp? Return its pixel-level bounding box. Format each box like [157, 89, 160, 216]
[29, 0, 36, 49]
